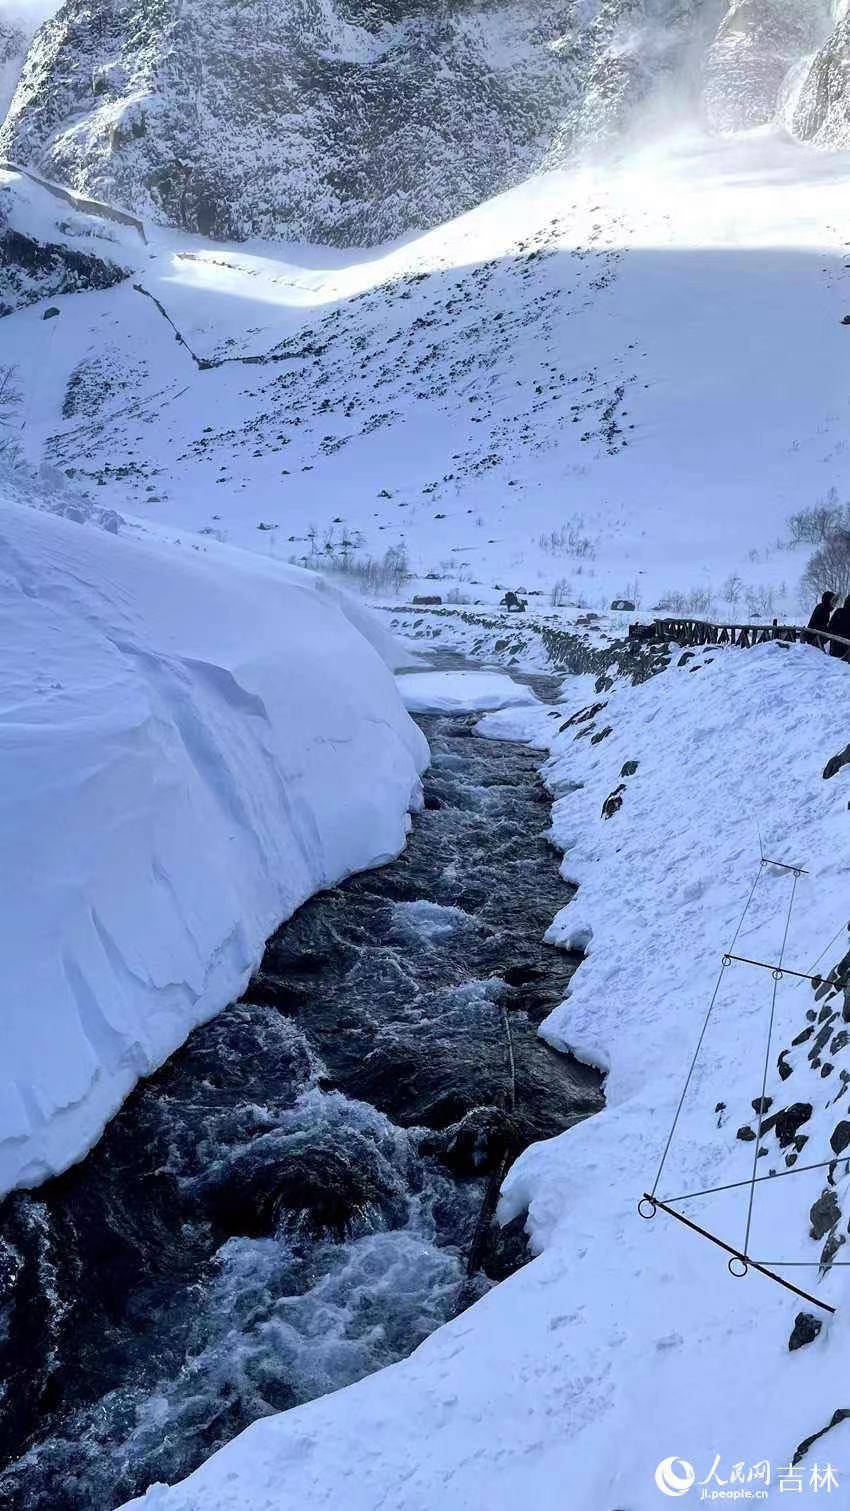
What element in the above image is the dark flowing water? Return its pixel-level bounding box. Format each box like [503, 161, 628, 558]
[0, 667, 602, 1510]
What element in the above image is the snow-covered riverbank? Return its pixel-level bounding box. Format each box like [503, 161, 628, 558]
[0, 472, 427, 1195]
[125, 637, 850, 1509]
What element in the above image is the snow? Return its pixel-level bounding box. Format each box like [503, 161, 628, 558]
[396, 669, 538, 713]
[0, 475, 427, 1195]
[3, 93, 850, 1511]
[2, 127, 849, 622]
[121, 638, 850, 1510]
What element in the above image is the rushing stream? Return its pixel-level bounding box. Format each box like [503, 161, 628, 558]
[0, 660, 602, 1510]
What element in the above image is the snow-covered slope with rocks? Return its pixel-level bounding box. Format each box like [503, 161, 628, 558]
[2, 0, 842, 244]
[2, 128, 848, 618]
[123, 637, 850, 1510]
[0, 464, 426, 1196]
[0, 164, 134, 314]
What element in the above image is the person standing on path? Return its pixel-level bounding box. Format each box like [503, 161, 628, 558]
[827, 595, 850, 658]
[806, 590, 837, 649]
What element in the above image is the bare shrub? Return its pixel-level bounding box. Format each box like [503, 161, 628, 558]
[0, 366, 21, 459]
[550, 577, 572, 607]
[721, 573, 744, 610]
[745, 584, 777, 619]
[538, 516, 595, 560]
[801, 531, 850, 603]
[788, 490, 847, 545]
[657, 587, 715, 616]
[445, 586, 471, 605]
[317, 544, 411, 596]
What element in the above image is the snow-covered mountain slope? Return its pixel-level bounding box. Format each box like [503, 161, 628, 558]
[1, 0, 840, 244]
[3, 130, 848, 616]
[123, 639, 850, 1511]
[0, 465, 426, 1196]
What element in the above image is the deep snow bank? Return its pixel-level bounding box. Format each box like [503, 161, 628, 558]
[0, 491, 426, 1195]
[125, 641, 850, 1510]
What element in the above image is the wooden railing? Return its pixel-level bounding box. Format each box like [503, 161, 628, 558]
[649, 616, 850, 656]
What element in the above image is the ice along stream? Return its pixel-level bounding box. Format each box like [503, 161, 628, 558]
[0, 657, 602, 1510]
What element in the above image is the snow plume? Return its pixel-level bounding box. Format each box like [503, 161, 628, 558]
[0, 0, 59, 38]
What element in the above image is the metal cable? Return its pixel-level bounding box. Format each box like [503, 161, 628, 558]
[743, 872, 798, 1258]
[649, 861, 764, 1198]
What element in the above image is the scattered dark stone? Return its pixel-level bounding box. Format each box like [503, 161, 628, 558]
[810, 1188, 841, 1240]
[820, 1230, 846, 1270]
[774, 1103, 812, 1147]
[601, 784, 625, 820]
[777, 1051, 793, 1081]
[793, 1409, 850, 1467]
[564, 701, 607, 729]
[830, 1120, 850, 1155]
[823, 744, 850, 780]
[831, 1030, 850, 1055]
[752, 1096, 773, 1115]
[789, 1312, 823, 1352]
[590, 725, 612, 744]
[822, 1063, 834, 1078]
[42, 305, 61, 320]
[793, 1026, 814, 1046]
[620, 760, 639, 778]
[806, 1009, 817, 1021]
[811, 1024, 833, 1057]
[736, 1125, 757, 1142]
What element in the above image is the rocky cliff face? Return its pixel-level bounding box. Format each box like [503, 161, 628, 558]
[793, 9, 850, 147]
[0, 0, 846, 246]
[703, 0, 832, 131]
[0, 0, 705, 244]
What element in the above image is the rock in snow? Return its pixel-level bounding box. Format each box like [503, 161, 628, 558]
[0, 470, 427, 1196]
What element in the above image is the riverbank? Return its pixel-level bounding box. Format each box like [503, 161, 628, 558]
[0, 661, 600, 1509]
[126, 636, 850, 1510]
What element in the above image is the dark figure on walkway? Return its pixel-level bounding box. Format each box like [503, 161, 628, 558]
[827, 595, 850, 658]
[501, 591, 527, 612]
[806, 591, 836, 649]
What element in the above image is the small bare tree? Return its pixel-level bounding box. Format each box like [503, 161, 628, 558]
[801, 531, 850, 603]
[0, 366, 22, 459]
